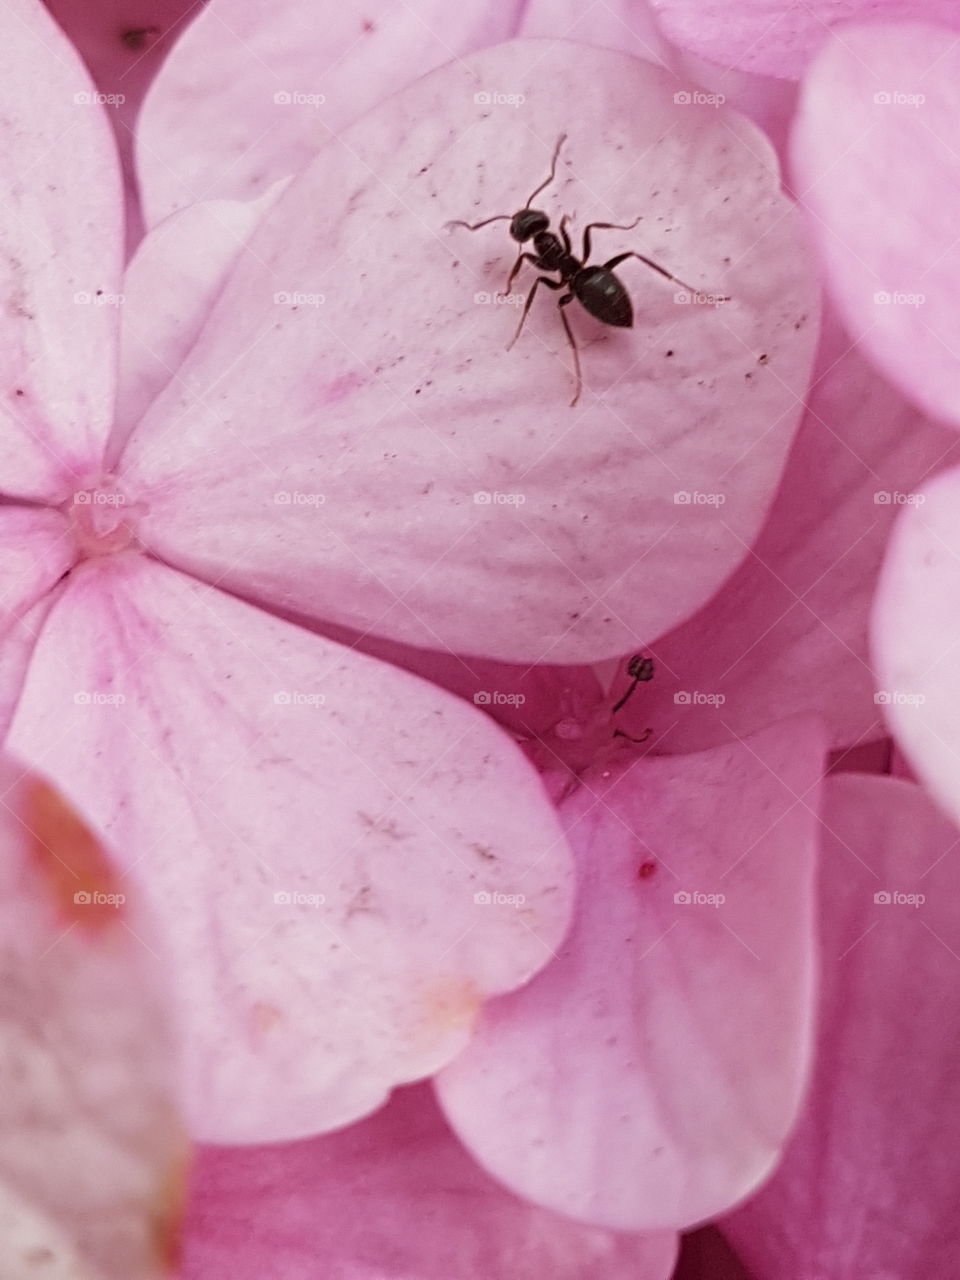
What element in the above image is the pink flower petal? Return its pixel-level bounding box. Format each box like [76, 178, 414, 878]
[0, 763, 184, 1277]
[115, 182, 288, 457]
[725, 774, 960, 1277]
[7, 554, 574, 1144]
[0, 508, 77, 737]
[791, 22, 960, 429]
[183, 1083, 678, 1279]
[436, 718, 825, 1231]
[519, 0, 673, 65]
[136, 0, 523, 226]
[614, 311, 960, 753]
[0, 0, 124, 500]
[648, 0, 960, 78]
[304, 614, 605, 739]
[122, 40, 818, 663]
[872, 466, 960, 824]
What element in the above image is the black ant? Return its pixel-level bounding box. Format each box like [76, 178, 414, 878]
[448, 134, 716, 405]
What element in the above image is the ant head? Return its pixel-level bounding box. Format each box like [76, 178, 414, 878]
[510, 208, 549, 242]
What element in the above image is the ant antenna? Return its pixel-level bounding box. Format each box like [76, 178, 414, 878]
[524, 132, 567, 208]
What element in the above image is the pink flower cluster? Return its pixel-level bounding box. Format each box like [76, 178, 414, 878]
[0, 0, 957, 1275]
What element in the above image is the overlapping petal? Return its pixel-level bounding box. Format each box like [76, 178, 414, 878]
[183, 1083, 678, 1279]
[614, 313, 960, 753]
[792, 22, 960, 428]
[121, 39, 818, 663]
[0, 762, 184, 1277]
[114, 182, 288, 454]
[7, 554, 574, 1143]
[725, 774, 960, 1277]
[648, 0, 960, 78]
[0, 0, 124, 500]
[872, 466, 960, 824]
[436, 718, 824, 1231]
[136, 0, 523, 225]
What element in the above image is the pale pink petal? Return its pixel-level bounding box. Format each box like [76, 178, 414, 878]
[436, 718, 824, 1231]
[519, 0, 798, 156]
[8, 555, 574, 1144]
[114, 182, 288, 458]
[648, 0, 960, 78]
[612, 311, 960, 753]
[0, 0, 125, 500]
[183, 1083, 678, 1279]
[121, 40, 818, 663]
[725, 774, 960, 1277]
[42, 0, 201, 251]
[872, 466, 960, 825]
[0, 763, 184, 1277]
[136, 0, 522, 226]
[791, 22, 960, 429]
[0, 508, 76, 737]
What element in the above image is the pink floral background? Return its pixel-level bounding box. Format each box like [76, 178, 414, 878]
[0, 0, 956, 1275]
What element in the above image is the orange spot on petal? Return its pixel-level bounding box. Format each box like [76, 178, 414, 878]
[22, 776, 124, 932]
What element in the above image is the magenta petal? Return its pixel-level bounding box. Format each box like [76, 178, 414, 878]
[619, 313, 960, 753]
[7, 555, 574, 1143]
[114, 183, 288, 457]
[649, 0, 960, 78]
[872, 466, 960, 824]
[0, 0, 124, 499]
[725, 774, 960, 1277]
[137, 0, 523, 225]
[121, 40, 818, 663]
[184, 1083, 678, 1279]
[792, 22, 960, 428]
[436, 718, 824, 1231]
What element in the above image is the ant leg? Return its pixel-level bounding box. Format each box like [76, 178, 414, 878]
[507, 274, 564, 350]
[505, 251, 540, 295]
[557, 293, 583, 407]
[524, 133, 568, 207]
[580, 218, 642, 264]
[445, 214, 512, 232]
[558, 214, 574, 255]
[603, 250, 724, 298]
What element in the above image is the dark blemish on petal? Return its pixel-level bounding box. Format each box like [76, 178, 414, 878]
[362, 18, 376, 33]
[122, 26, 159, 50]
[758, 353, 769, 364]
